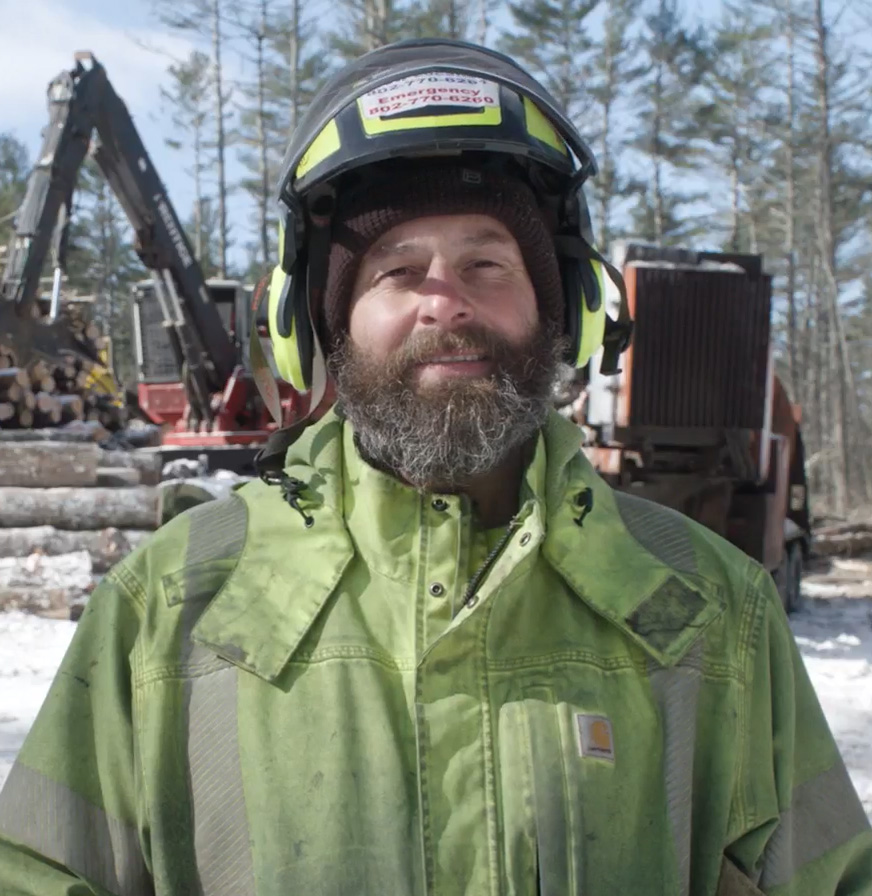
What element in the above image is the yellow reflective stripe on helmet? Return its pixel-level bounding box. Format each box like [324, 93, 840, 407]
[358, 103, 502, 135]
[576, 260, 606, 368]
[267, 265, 306, 390]
[296, 119, 341, 180]
[523, 97, 568, 155]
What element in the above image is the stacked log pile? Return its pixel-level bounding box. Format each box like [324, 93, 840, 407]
[0, 301, 126, 432]
[0, 438, 161, 616]
[812, 521, 872, 558]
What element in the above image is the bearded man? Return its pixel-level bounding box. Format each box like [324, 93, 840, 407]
[1, 39, 869, 896]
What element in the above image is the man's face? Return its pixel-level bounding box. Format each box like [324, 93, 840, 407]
[347, 214, 539, 378]
[329, 213, 564, 491]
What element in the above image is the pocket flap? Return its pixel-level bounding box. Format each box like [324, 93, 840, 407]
[717, 856, 765, 896]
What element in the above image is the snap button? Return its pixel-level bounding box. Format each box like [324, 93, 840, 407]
[429, 582, 445, 597]
[431, 498, 449, 512]
[520, 532, 531, 546]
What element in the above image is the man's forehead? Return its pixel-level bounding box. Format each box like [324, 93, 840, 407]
[366, 215, 517, 259]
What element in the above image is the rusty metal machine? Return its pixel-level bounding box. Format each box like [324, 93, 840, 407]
[584, 243, 810, 612]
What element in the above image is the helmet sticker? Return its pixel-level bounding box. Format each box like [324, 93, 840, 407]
[359, 72, 501, 120]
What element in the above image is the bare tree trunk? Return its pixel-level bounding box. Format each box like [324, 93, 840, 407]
[212, 0, 229, 277]
[599, 98, 613, 247]
[803, 251, 824, 499]
[475, 0, 489, 44]
[289, 0, 301, 135]
[652, 60, 665, 244]
[448, 0, 460, 38]
[729, 160, 740, 250]
[194, 128, 204, 261]
[812, 0, 848, 514]
[364, 0, 391, 49]
[598, 9, 617, 248]
[784, 0, 798, 401]
[256, 0, 270, 266]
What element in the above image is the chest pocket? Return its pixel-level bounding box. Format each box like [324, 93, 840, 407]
[497, 685, 686, 896]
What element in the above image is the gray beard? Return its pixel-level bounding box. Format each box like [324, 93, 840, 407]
[328, 325, 565, 491]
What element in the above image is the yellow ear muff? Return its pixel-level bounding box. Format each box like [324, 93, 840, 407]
[575, 258, 606, 369]
[267, 264, 307, 389]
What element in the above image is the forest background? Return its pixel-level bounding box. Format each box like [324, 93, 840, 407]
[1, 0, 870, 515]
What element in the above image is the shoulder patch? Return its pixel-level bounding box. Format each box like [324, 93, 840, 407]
[160, 496, 248, 607]
[613, 491, 698, 575]
[626, 575, 707, 653]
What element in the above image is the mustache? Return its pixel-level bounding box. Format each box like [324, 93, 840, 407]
[385, 325, 520, 374]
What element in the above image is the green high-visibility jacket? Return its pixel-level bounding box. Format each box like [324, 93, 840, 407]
[1, 410, 869, 896]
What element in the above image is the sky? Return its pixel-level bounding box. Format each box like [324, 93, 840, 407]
[0, 0, 248, 261]
[1, 0, 868, 270]
[0, 0, 728, 266]
[0, 0, 199, 204]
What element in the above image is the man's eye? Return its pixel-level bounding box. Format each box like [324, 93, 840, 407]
[469, 259, 500, 270]
[382, 266, 414, 279]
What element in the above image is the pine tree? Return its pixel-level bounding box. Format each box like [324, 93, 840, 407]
[233, 0, 283, 270]
[161, 51, 214, 265]
[692, 0, 780, 253]
[329, 0, 412, 60]
[499, 0, 600, 122]
[0, 134, 30, 253]
[585, 0, 644, 248]
[628, 0, 708, 245]
[185, 197, 224, 279]
[404, 0, 474, 39]
[756, 0, 872, 510]
[233, 0, 328, 271]
[64, 161, 143, 386]
[152, 0, 235, 277]
[272, 0, 328, 138]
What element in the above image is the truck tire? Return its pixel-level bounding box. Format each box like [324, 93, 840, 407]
[775, 542, 804, 614]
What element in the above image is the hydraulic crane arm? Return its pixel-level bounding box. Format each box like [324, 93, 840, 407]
[0, 64, 98, 363]
[0, 52, 236, 422]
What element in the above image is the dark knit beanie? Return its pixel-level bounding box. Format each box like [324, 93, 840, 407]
[320, 165, 564, 345]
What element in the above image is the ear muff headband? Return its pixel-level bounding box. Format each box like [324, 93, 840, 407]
[575, 259, 606, 369]
[267, 265, 307, 390]
[555, 234, 606, 368]
[267, 207, 333, 395]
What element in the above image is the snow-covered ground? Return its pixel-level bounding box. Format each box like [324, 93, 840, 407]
[1, 567, 871, 822]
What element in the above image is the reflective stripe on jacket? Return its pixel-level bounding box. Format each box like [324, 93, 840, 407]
[1, 409, 870, 896]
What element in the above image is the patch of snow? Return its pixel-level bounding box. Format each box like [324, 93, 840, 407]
[0, 611, 76, 784]
[789, 595, 872, 819]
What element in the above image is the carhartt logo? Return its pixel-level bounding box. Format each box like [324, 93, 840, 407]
[575, 714, 615, 761]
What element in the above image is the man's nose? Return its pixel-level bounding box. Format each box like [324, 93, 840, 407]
[416, 257, 473, 327]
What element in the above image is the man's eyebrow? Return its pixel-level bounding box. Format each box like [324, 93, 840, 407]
[366, 241, 419, 262]
[367, 228, 514, 262]
[459, 227, 514, 248]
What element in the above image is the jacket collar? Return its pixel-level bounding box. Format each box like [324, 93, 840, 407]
[191, 414, 355, 681]
[193, 410, 723, 680]
[539, 413, 725, 667]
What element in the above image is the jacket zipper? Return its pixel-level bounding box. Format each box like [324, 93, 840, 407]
[459, 516, 522, 612]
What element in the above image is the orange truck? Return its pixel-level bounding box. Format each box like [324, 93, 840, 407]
[583, 243, 810, 613]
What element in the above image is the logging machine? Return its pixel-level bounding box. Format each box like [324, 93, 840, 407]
[583, 243, 812, 613]
[0, 52, 300, 468]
